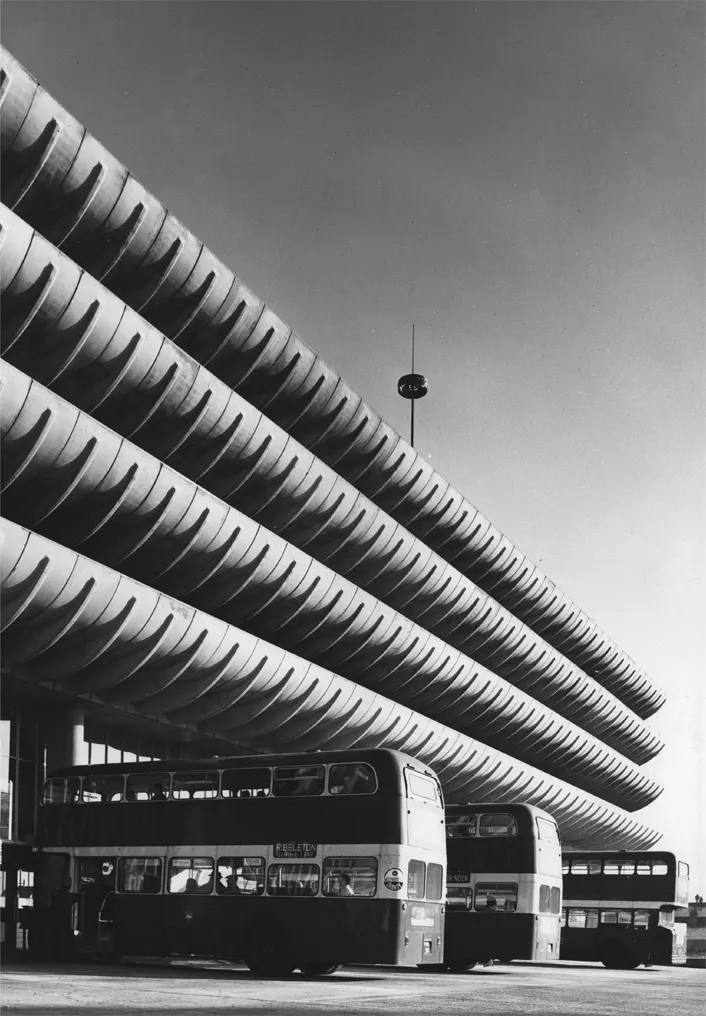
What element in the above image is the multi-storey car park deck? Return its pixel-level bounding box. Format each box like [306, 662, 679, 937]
[0, 46, 667, 954]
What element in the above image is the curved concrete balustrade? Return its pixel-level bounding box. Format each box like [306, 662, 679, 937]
[0, 516, 661, 849]
[0, 207, 662, 769]
[0, 360, 662, 811]
[0, 47, 664, 719]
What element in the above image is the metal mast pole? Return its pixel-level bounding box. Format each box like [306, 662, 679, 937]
[410, 324, 415, 448]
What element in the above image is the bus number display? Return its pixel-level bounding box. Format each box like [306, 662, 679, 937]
[274, 842, 317, 858]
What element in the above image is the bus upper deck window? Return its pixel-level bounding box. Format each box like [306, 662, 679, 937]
[42, 777, 79, 805]
[619, 862, 635, 875]
[479, 813, 518, 837]
[561, 861, 569, 875]
[172, 772, 218, 800]
[273, 766, 325, 797]
[406, 771, 438, 802]
[652, 862, 668, 876]
[536, 817, 559, 843]
[125, 773, 171, 801]
[570, 862, 588, 874]
[329, 763, 376, 795]
[603, 862, 620, 875]
[636, 863, 651, 875]
[588, 861, 602, 875]
[81, 775, 125, 803]
[658, 909, 675, 927]
[447, 814, 477, 838]
[222, 767, 272, 798]
[634, 910, 651, 928]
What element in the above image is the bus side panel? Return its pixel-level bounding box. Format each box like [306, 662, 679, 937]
[444, 912, 539, 964]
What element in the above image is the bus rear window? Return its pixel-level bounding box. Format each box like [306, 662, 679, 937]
[222, 767, 271, 798]
[328, 763, 376, 795]
[406, 771, 439, 802]
[408, 860, 426, 899]
[172, 772, 218, 799]
[273, 766, 325, 797]
[678, 862, 689, 878]
[426, 863, 444, 901]
[126, 774, 170, 801]
[82, 775, 124, 803]
[42, 778, 79, 805]
[479, 813, 517, 837]
[652, 862, 668, 876]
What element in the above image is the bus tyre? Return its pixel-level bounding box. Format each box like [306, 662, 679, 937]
[600, 942, 639, 970]
[243, 923, 295, 976]
[299, 963, 340, 976]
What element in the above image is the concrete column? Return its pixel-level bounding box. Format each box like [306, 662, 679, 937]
[44, 703, 85, 772]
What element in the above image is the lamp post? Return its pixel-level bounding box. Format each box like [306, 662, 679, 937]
[397, 324, 428, 448]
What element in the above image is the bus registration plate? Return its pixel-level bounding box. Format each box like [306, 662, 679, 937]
[274, 842, 317, 858]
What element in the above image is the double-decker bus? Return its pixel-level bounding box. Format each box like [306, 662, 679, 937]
[30, 749, 446, 974]
[443, 803, 562, 970]
[561, 851, 689, 968]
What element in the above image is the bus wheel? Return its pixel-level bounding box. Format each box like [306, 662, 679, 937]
[243, 923, 295, 976]
[445, 959, 478, 972]
[600, 942, 639, 970]
[299, 963, 340, 976]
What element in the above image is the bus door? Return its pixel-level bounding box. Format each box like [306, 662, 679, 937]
[31, 851, 75, 958]
[110, 856, 166, 958]
[77, 857, 117, 954]
[163, 856, 217, 958]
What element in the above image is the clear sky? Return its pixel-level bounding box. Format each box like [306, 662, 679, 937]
[4, 2, 704, 891]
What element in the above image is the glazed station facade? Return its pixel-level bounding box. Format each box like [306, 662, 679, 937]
[1, 47, 666, 941]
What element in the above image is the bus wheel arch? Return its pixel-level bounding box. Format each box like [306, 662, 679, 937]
[444, 958, 479, 972]
[242, 921, 296, 976]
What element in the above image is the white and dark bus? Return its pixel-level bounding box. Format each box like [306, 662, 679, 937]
[443, 803, 562, 970]
[30, 749, 446, 974]
[561, 851, 689, 968]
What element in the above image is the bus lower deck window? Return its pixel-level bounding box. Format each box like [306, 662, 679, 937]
[447, 887, 472, 909]
[475, 882, 518, 912]
[267, 864, 320, 896]
[323, 857, 377, 897]
[217, 857, 265, 895]
[168, 857, 215, 894]
[118, 857, 163, 894]
[408, 861, 426, 899]
[42, 778, 80, 805]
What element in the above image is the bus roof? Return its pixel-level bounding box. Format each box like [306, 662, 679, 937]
[446, 801, 558, 823]
[46, 747, 437, 781]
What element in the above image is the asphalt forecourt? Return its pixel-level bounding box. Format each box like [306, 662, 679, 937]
[2, 959, 704, 1016]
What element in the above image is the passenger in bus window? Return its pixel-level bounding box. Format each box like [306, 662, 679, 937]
[151, 783, 168, 801]
[485, 895, 498, 911]
[331, 765, 368, 795]
[339, 873, 355, 897]
[184, 878, 200, 894]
